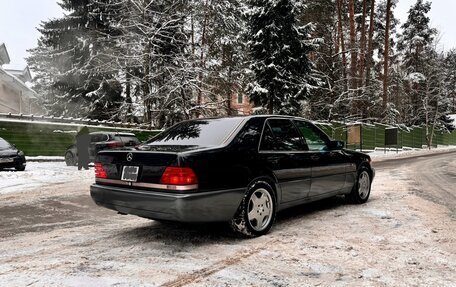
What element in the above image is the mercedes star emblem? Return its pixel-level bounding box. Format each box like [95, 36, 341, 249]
[126, 153, 133, 162]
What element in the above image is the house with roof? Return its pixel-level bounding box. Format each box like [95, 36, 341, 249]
[0, 43, 42, 114]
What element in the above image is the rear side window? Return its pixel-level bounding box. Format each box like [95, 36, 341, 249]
[260, 119, 305, 151]
[146, 118, 245, 146]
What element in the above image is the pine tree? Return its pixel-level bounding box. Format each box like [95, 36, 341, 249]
[247, 0, 319, 115]
[397, 0, 437, 125]
[299, 0, 337, 120]
[188, 0, 248, 116]
[27, 0, 123, 120]
[382, 0, 392, 110]
[444, 49, 456, 114]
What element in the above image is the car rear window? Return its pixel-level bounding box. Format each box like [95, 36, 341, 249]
[115, 136, 140, 145]
[146, 118, 245, 147]
[90, 134, 109, 142]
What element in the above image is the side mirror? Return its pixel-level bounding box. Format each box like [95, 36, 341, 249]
[329, 140, 344, 150]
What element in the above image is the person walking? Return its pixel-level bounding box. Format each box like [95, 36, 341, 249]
[76, 126, 90, 170]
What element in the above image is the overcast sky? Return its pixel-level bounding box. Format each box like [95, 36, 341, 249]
[0, 0, 455, 70]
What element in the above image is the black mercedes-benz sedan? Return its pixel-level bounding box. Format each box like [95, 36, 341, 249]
[0, 137, 26, 171]
[90, 116, 374, 237]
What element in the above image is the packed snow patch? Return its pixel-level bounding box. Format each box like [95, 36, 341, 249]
[0, 162, 93, 194]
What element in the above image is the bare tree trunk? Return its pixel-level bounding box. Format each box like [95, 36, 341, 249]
[337, 0, 348, 91]
[197, 0, 211, 117]
[191, 14, 195, 56]
[268, 98, 274, 114]
[334, 0, 340, 54]
[226, 65, 233, 116]
[382, 0, 392, 110]
[142, 43, 151, 123]
[348, 0, 357, 91]
[365, 0, 375, 89]
[125, 67, 132, 122]
[358, 0, 368, 90]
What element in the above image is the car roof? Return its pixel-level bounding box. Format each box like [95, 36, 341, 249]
[89, 132, 136, 136]
[187, 115, 310, 122]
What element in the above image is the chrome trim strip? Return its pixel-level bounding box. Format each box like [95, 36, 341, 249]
[95, 178, 198, 191]
[96, 178, 130, 186]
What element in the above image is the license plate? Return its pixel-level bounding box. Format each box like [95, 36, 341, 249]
[0, 158, 14, 163]
[121, 166, 139, 182]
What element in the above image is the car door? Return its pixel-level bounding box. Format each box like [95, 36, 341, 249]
[294, 120, 347, 198]
[258, 118, 312, 203]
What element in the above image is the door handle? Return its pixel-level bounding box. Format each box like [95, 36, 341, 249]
[310, 155, 320, 161]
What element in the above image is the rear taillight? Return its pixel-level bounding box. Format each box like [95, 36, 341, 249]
[106, 141, 123, 148]
[95, 163, 108, 179]
[160, 167, 198, 185]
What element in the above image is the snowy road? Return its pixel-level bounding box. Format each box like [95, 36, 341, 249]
[0, 152, 455, 286]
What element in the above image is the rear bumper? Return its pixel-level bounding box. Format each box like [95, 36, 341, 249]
[90, 184, 246, 222]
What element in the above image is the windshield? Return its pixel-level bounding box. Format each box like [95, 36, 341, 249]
[145, 118, 245, 147]
[0, 138, 12, 150]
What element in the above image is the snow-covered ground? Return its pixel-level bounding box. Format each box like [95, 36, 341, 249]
[0, 162, 93, 194]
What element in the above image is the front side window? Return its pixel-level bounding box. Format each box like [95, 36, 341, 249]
[294, 121, 329, 151]
[260, 119, 305, 151]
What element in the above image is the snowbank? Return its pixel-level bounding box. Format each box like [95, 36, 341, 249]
[26, 156, 65, 162]
[368, 145, 456, 162]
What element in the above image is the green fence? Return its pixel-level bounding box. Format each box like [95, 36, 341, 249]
[1, 118, 455, 156]
[0, 120, 160, 156]
[315, 122, 456, 150]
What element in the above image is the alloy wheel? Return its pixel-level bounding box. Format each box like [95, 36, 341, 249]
[247, 188, 273, 232]
[358, 171, 370, 200]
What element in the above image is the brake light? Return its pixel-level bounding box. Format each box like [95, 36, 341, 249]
[107, 141, 123, 148]
[160, 167, 198, 185]
[95, 163, 108, 179]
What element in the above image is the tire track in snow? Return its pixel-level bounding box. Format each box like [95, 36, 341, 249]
[161, 238, 279, 287]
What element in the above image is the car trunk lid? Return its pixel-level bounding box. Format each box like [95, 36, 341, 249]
[95, 148, 197, 190]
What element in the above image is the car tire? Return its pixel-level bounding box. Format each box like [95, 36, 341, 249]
[230, 181, 277, 237]
[15, 165, 25, 171]
[346, 167, 371, 204]
[65, 152, 76, 166]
